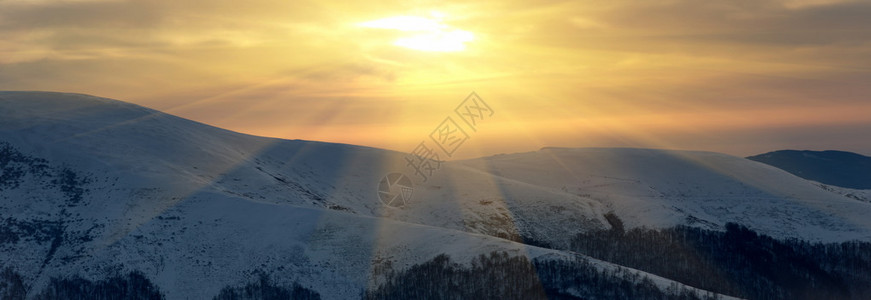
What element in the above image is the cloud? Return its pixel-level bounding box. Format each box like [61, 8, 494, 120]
[1, 0, 870, 156]
[0, 1, 164, 30]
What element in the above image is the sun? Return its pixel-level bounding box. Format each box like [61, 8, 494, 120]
[358, 12, 475, 52]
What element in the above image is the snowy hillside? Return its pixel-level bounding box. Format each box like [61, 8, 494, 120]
[2, 91, 870, 299]
[458, 147, 871, 242]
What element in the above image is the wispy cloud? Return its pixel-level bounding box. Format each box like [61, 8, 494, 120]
[1, 0, 870, 157]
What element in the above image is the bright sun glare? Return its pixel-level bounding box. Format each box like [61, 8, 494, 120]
[358, 12, 474, 52]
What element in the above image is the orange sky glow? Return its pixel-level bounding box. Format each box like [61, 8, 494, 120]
[2, 0, 870, 159]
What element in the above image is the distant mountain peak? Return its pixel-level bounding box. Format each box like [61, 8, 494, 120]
[747, 149, 871, 189]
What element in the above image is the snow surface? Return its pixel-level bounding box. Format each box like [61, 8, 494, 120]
[2, 91, 867, 298]
[458, 147, 871, 242]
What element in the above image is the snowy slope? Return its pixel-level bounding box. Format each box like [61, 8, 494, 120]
[0, 91, 610, 249]
[1, 91, 741, 298]
[2, 91, 869, 298]
[458, 147, 871, 242]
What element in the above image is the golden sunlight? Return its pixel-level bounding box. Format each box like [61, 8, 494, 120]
[358, 12, 474, 52]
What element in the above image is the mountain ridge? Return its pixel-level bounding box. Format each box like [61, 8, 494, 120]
[748, 149, 871, 190]
[2, 91, 870, 299]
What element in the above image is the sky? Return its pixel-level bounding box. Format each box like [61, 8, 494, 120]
[2, 0, 870, 159]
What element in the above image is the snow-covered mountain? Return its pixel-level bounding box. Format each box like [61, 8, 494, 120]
[2, 91, 870, 299]
[457, 147, 871, 242]
[747, 150, 871, 190]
